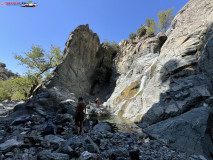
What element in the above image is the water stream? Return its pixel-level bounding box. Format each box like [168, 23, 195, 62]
[132, 57, 158, 99]
[89, 114, 142, 133]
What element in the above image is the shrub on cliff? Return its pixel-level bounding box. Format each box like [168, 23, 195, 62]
[158, 8, 174, 32]
[145, 18, 157, 35]
[103, 39, 119, 53]
[137, 25, 146, 37]
[129, 33, 136, 40]
[0, 62, 6, 68]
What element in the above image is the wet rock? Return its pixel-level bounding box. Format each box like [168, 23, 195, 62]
[86, 104, 109, 116]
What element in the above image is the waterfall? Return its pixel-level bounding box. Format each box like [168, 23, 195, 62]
[112, 100, 127, 115]
[132, 57, 158, 98]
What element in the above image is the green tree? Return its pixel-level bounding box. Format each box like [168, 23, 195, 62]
[145, 18, 157, 35]
[103, 39, 119, 52]
[0, 80, 10, 101]
[15, 45, 63, 97]
[0, 77, 33, 101]
[129, 33, 136, 40]
[158, 8, 174, 32]
[137, 25, 146, 37]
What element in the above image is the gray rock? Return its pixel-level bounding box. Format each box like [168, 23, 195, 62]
[45, 24, 114, 97]
[93, 123, 111, 132]
[5, 152, 13, 158]
[0, 64, 18, 80]
[0, 139, 23, 152]
[59, 99, 76, 115]
[10, 116, 30, 125]
[56, 114, 73, 123]
[138, 133, 148, 139]
[0, 109, 9, 117]
[37, 150, 69, 160]
[84, 136, 100, 153]
[144, 107, 213, 159]
[78, 151, 98, 160]
[44, 135, 65, 144]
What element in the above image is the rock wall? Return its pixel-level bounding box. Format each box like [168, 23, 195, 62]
[141, 0, 213, 125]
[104, 32, 167, 121]
[45, 24, 114, 97]
[104, 0, 213, 158]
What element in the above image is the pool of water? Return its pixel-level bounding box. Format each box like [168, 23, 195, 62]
[89, 115, 142, 133]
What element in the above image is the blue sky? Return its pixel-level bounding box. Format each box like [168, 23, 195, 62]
[0, 0, 189, 75]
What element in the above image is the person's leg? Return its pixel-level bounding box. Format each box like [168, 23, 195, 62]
[75, 116, 79, 135]
[75, 123, 79, 135]
[79, 121, 83, 135]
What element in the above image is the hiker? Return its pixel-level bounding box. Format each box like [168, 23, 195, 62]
[75, 97, 86, 135]
[95, 97, 100, 107]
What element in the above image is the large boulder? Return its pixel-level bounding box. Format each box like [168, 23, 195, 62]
[45, 24, 115, 97]
[93, 123, 111, 132]
[0, 139, 24, 152]
[143, 107, 213, 159]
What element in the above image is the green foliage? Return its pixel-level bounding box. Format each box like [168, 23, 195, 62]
[103, 39, 119, 52]
[0, 86, 10, 101]
[50, 44, 63, 66]
[14, 44, 63, 98]
[136, 25, 146, 37]
[145, 18, 157, 35]
[0, 62, 6, 68]
[0, 77, 34, 102]
[15, 45, 62, 77]
[129, 33, 136, 40]
[158, 8, 174, 32]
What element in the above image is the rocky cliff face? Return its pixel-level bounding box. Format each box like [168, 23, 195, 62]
[104, 32, 167, 122]
[45, 24, 115, 97]
[6, 0, 213, 159]
[105, 0, 213, 158]
[0, 63, 17, 80]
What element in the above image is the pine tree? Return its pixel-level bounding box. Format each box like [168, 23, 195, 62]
[158, 8, 174, 32]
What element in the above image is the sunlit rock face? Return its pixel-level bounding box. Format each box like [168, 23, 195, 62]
[104, 32, 166, 122]
[104, 0, 213, 158]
